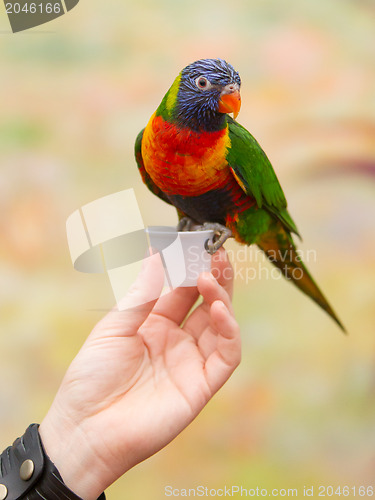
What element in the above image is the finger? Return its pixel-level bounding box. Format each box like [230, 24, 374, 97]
[91, 253, 165, 338]
[211, 247, 234, 300]
[204, 300, 241, 394]
[150, 248, 233, 325]
[183, 271, 234, 340]
[151, 286, 200, 325]
[198, 271, 234, 315]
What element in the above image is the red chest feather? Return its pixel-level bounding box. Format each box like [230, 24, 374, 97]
[141, 114, 232, 196]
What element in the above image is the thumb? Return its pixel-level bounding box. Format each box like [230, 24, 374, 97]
[91, 252, 165, 338]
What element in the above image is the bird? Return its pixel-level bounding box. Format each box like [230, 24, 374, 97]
[135, 58, 345, 331]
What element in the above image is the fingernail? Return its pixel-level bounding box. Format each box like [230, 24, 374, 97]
[200, 271, 214, 280]
[208, 272, 217, 282]
[217, 300, 227, 311]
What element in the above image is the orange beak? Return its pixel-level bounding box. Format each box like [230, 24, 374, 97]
[218, 90, 241, 119]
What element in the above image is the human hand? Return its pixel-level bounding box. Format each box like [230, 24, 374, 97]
[39, 248, 241, 499]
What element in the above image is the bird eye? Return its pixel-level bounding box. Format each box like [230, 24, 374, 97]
[195, 76, 212, 90]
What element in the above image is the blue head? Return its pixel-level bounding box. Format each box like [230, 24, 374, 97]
[169, 59, 242, 132]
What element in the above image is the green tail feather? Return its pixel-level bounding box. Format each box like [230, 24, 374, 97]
[256, 223, 346, 333]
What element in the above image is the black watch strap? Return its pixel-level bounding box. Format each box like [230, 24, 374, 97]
[0, 424, 106, 500]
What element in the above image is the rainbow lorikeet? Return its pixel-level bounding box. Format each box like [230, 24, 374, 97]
[135, 58, 344, 331]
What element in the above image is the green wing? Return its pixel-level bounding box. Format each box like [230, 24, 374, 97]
[135, 128, 173, 206]
[226, 116, 300, 237]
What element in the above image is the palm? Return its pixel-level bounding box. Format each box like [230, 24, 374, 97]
[41, 249, 240, 496]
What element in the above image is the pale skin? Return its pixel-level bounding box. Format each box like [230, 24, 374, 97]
[39, 248, 241, 500]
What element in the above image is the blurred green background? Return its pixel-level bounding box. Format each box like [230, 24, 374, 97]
[0, 0, 374, 497]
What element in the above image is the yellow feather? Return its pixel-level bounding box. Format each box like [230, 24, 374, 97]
[166, 74, 181, 112]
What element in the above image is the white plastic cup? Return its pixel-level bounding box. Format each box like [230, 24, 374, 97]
[145, 226, 214, 287]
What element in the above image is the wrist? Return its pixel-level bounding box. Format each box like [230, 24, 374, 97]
[0, 424, 106, 500]
[39, 410, 107, 500]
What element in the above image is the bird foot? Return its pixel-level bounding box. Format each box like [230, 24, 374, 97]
[177, 217, 197, 232]
[198, 222, 233, 255]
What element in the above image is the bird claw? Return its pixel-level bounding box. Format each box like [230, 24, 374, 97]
[177, 217, 197, 232]
[177, 219, 232, 254]
[200, 222, 233, 255]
